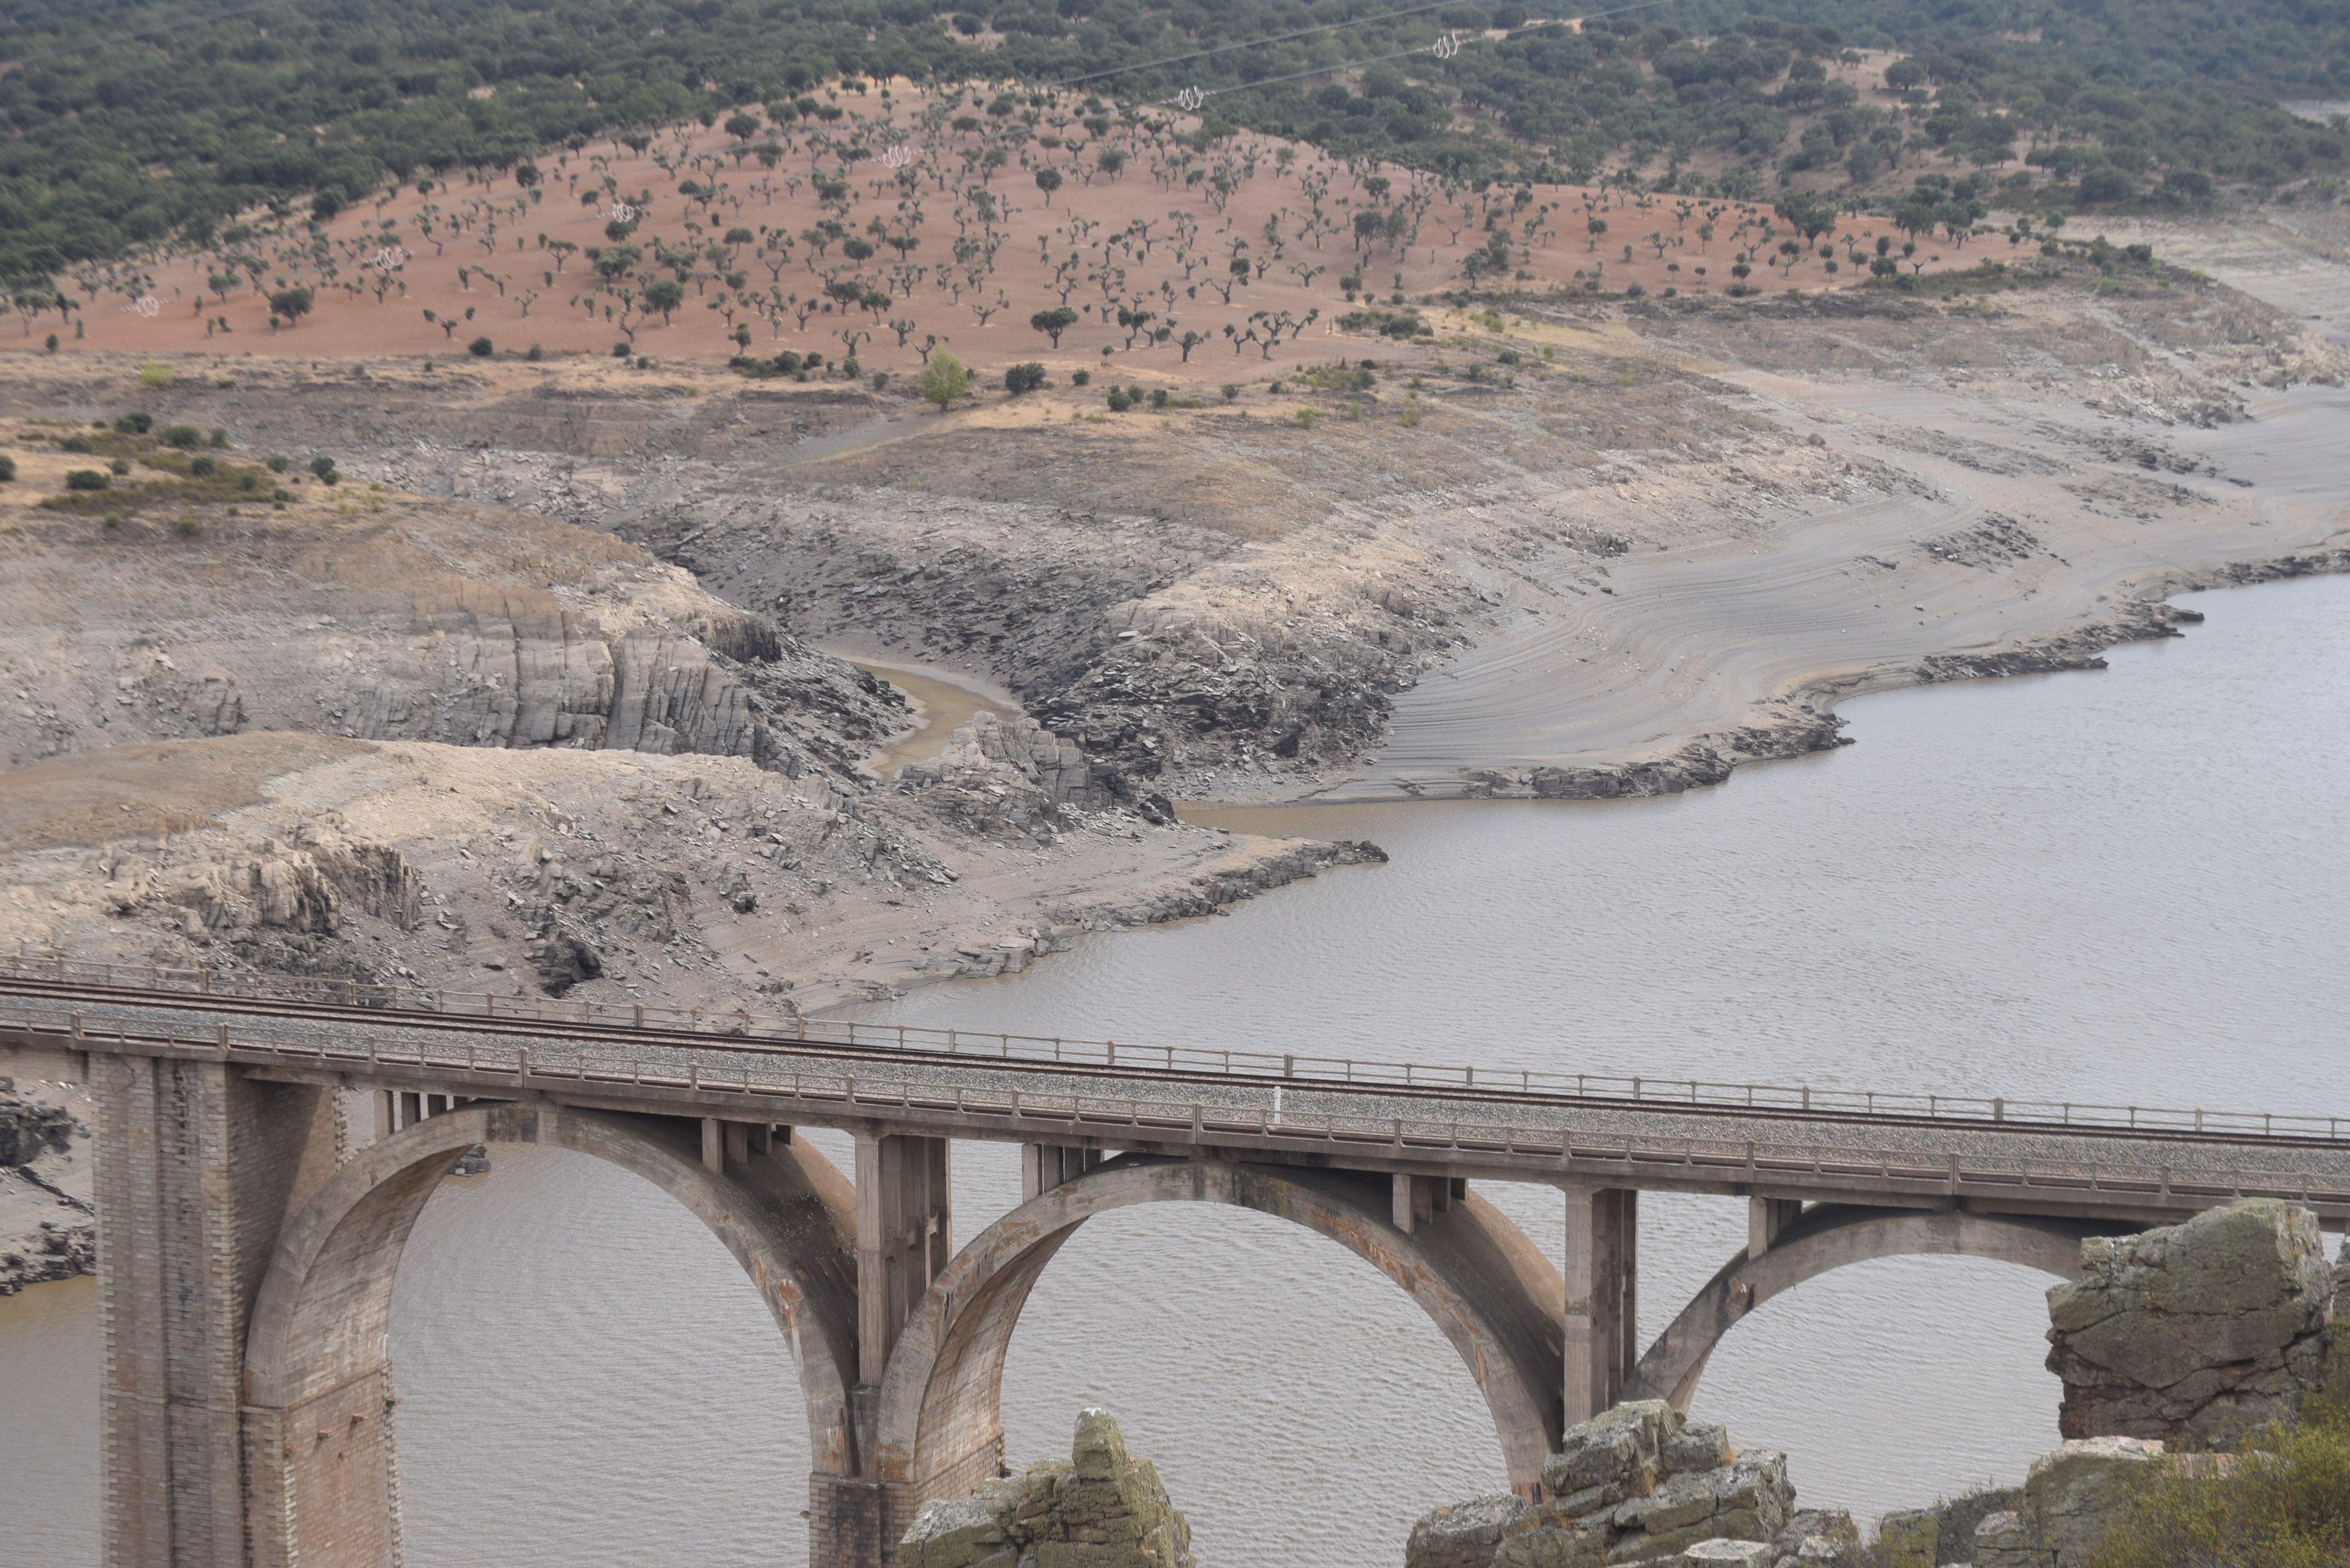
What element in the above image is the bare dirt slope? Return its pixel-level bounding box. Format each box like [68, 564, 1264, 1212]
[79, 247, 2332, 804]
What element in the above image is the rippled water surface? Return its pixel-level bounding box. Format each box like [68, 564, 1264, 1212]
[3, 573, 2346, 1566]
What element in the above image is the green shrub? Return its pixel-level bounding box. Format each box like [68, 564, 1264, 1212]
[64, 469, 109, 490]
[310, 457, 340, 485]
[208, 428, 228, 447]
[919, 351, 972, 411]
[1071, 369, 1091, 386]
[265, 455, 291, 474]
[160, 424, 203, 449]
[0, 454, 15, 482]
[1004, 362, 1047, 395]
[2091, 1394, 2350, 1568]
[468, 336, 493, 357]
[108, 457, 131, 475]
[188, 455, 216, 477]
[137, 361, 172, 389]
[59, 434, 93, 454]
[114, 412, 152, 434]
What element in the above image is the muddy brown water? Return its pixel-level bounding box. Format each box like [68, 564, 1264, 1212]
[3, 573, 2347, 1566]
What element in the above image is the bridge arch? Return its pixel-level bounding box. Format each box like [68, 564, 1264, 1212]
[241, 1102, 859, 1568]
[1622, 1205, 2106, 1412]
[873, 1156, 1565, 1527]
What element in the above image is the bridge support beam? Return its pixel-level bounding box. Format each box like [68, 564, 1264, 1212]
[1392, 1172, 1461, 1234]
[1022, 1143, 1102, 1202]
[92, 1055, 348, 1568]
[1562, 1183, 1638, 1427]
[857, 1134, 952, 1384]
[1749, 1197, 1803, 1261]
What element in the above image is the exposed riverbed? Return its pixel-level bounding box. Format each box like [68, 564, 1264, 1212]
[2, 574, 2346, 1565]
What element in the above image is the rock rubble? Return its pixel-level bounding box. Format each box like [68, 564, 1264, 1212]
[1406, 1401, 1850, 1568]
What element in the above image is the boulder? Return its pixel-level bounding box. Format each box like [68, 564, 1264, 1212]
[2018, 1437, 2164, 1568]
[1676, 1543, 1773, 1567]
[1872, 1509, 1936, 1568]
[1409, 1496, 1534, 1568]
[2045, 1200, 2333, 1447]
[1414, 1403, 1793, 1568]
[899, 1410, 1194, 1568]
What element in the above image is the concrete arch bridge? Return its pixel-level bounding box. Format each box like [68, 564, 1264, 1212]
[5, 959, 2347, 1568]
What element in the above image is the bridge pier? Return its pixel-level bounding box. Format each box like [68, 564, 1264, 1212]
[1563, 1183, 1638, 1426]
[91, 1054, 350, 1567]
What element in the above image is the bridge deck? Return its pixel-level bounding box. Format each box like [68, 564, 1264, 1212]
[5, 958, 2346, 1224]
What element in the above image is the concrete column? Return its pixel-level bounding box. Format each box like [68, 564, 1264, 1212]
[93, 1055, 348, 1567]
[1562, 1184, 1638, 1429]
[856, 1133, 952, 1386]
[1747, 1197, 1803, 1261]
[1392, 1172, 1415, 1232]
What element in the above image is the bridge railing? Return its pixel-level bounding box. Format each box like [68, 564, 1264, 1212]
[11, 992, 2350, 1212]
[4, 948, 2343, 1144]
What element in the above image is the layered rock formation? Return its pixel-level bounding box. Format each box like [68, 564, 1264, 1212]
[2045, 1198, 2337, 1447]
[899, 1409, 1194, 1568]
[1406, 1401, 1853, 1568]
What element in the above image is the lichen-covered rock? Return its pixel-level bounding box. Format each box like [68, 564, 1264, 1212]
[1414, 1403, 1793, 1568]
[1872, 1509, 1936, 1568]
[2045, 1199, 2333, 1447]
[1409, 1496, 1534, 1568]
[2019, 1437, 2164, 1567]
[1767, 1508, 1858, 1568]
[1541, 1401, 1675, 1511]
[899, 1410, 1193, 1568]
[1970, 1509, 2036, 1568]
[1677, 1542, 1772, 1567]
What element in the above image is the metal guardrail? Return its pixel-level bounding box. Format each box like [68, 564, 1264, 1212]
[3, 949, 2342, 1144]
[7, 950, 2345, 1141]
[9, 998, 2349, 1212]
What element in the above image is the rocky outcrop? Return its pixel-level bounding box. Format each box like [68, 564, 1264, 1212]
[899, 1409, 1194, 1568]
[1968, 1437, 2168, 1568]
[1, 1078, 95, 1295]
[896, 710, 1105, 841]
[2045, 1198, 2335, 1447]
[118, 822, 423, 943]
[1406, 1401, 1846, 1568]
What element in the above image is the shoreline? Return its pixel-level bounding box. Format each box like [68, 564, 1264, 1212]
[1203, 543, 2350, 811]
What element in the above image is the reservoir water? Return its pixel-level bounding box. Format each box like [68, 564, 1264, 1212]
[3, 572, 2346, 1566]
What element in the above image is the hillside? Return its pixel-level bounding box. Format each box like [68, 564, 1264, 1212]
[0, 0, 2342, 292]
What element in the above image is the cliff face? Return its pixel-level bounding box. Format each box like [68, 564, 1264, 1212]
[0, 490, 907, 783]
